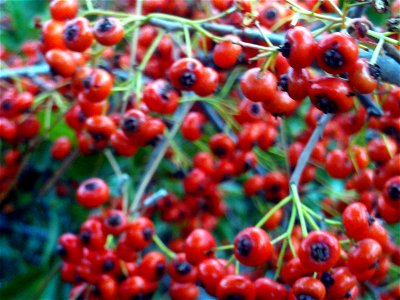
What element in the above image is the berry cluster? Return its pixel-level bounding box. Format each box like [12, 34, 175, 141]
[1, 0, 399, 299]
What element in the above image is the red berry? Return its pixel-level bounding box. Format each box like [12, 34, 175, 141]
[184, 229, 216, 265]
[76, 178, 109, 208]
[281, 26, 315, 69]
[216, 275, 256, 300]
[290, 277, 326, 300]
[93, 17, 124, 46]
[168, 58, 204, 91]
[51, 136, 72, 160]
[298, 230, 341, 273]
[316, 32, 359, 74]
[254, 277, 288, 300]
[240, 68, 277, 103]
[347, 239, 382, 274]
[63, 17, 93, 52]
[234, 227, 272, 267]
[308, 77, 354, 114]
[213, 35, 242, 69]
[125, 217, 155, 251]
[50, 0, 78, 21]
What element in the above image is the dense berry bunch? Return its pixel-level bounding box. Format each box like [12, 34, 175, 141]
[1, 0, 399, 299]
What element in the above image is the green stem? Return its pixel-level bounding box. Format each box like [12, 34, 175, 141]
[286, 203, 298, 257]
[85, 0, 93, 10]
[302, 204, 342, 226]
[183, 25, 192, 58]
[274, 238, 288, 280]
[367, 30, 400, 46]
[153, 234, 176, 259]
[255, 195, 292, 228]
[104, 149, 129, 212]
[135, 29, 165, 105]
[254, 21, 275, 48]
[193, 6, 237, 23]
[303, 209, 320, 231]
[225, 254, 235, 268]
[271, 232, 288, 245]
[370, 38, 385, 66]
[290, 184, 308, 237]
[214, 244, 234, 251]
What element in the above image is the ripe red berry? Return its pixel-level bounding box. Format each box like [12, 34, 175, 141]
[79, 218, 106, 250]
[41, 19, 67, 51]
[184, 229, 216, 265]
[240, 68, 277, 103]
[234, 227, 272, 267]
[167, 253, 198, 283]
[325, 149, 354, 179]
[279, 67, 311, 101]
[0, 117, 17, 141]
[383, 176, 400, 209]
[93, 17, 124, 46]
[298, 230, 341, 273]
[168, 58, 204, 91]
[82, 68, 113, 102]
[138, 251, 167, 282]
[281, 26, 315, 69]
[76, 177, 110, 208]
[343, 202, 374, 240]
[254, 277, 288, 300]
[290, 277, 326, 300]
[316, 32, 359, 74]
[348, 59, 379, 94]
[213, 35, 242, 69]
[103, 209, 128, 235]
[209, 133, 235, 158]
[169, 282, 199, 300]
[182, 112, 206, 141]
[198, 258, 231, 296]
[51, 136, 72, 160]
[57, 233, 83, 264]
[308, 77, 354, 114]
[118, 276, 151, 300]
[216, 275, 256, 300]
[63, 17, 93, 52]
[50, 0, 78, 21]
[193, 67, 219, 96]
[347, 239, 382, 274]
[110, 130, 139, 157]
[281, 257, 310, 285]
[142, 79, 179, 114]
[321, 267, 357, 300]
[125, 217, 155, 251]
[184, 168, 209, 194]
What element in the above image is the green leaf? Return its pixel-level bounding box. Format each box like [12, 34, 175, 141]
[30, 141, 52, 172]
[36, 111, 76, 143]
[0, 267, 48, 300]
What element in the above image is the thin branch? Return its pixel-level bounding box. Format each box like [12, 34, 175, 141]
[199, 102, 266, 175]
[0, 64, 50, 79]
[2, 17, 398, 85]
[129, 101, 194, 212]
[290, 113, 333, 186]
[357, 94, 384, 117]
[37, 149, 79, 198]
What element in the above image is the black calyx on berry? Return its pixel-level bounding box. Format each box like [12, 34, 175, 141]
[98, 17, 113, 32]
[316, 96, 338, 114]
[323, 44, 344, 69]
[280, 41, 291, 58]
[310, 242, 330, 262]
[237, 235, 252, 256]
